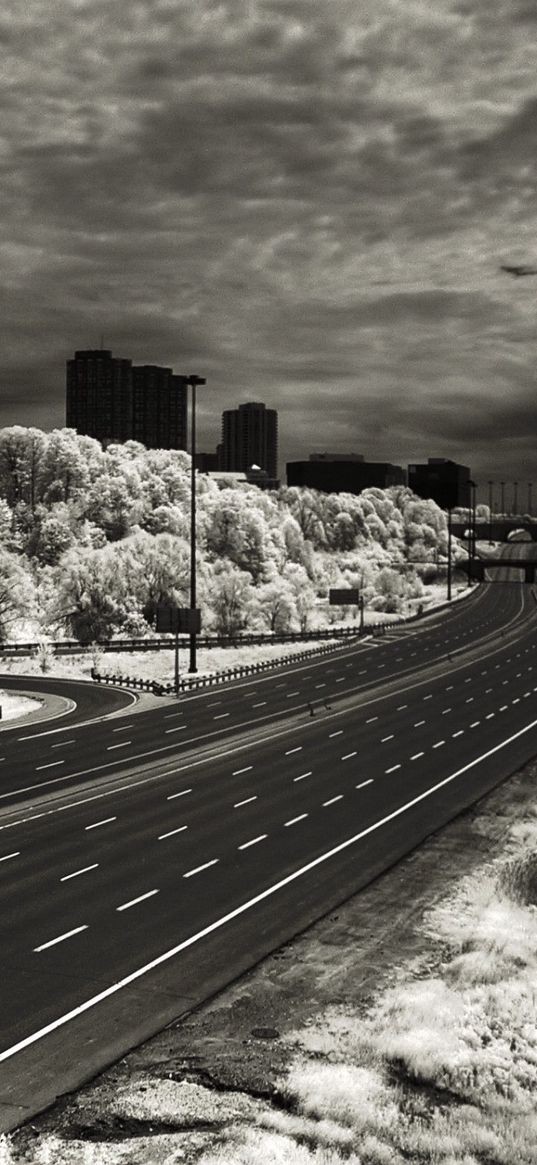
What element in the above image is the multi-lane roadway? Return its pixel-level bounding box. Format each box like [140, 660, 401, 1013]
[1, 581, 537, 1128]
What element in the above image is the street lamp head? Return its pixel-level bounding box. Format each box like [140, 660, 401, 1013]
[186, 374, 207, 387]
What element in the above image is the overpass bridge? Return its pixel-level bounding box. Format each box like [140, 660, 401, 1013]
[467, 556, 537, 582]
[451, 519, 537, 542]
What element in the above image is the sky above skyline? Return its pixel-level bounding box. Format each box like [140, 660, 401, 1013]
[2, 0, 537, 493]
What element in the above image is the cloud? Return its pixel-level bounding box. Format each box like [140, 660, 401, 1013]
[0, 0, 536, 491]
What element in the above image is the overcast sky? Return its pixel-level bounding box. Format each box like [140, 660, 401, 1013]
[2, 0, 537, 495]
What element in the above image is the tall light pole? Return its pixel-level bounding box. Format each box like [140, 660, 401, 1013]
[468, 479, 477, 585]
[513, 480, 519, 516]
[500, 480, 505, 515]
[528, 481, 533, 517]
[488, 480, 493, 544]
[186, 374, 206, 673]
[447, 506, 452, 601]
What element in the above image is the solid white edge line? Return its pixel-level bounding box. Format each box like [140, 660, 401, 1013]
[34, 925, 88, 952]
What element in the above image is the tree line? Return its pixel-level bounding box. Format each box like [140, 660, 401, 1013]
[0, 426, 463, 643]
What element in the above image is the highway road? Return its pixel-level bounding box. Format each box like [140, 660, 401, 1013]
[1, 581, 537, 1128]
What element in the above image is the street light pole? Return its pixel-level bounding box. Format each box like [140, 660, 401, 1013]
[488, 480, 493, 544]
[186, 374, 206, 673]
[528, 481, 533, 517]
[500, 480, 505, 515]
[447, 507, 452, 601]
[513, 480, 519, 516]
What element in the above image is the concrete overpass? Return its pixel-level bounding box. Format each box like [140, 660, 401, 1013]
[466, 556, 537, 582]
[451, 519, 537, 542]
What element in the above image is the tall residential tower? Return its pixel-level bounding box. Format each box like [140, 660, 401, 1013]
[220, 401, 278, 479]
[66, 350, 187, 450]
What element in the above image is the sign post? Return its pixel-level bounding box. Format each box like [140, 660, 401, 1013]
[156, 606, 202, 696]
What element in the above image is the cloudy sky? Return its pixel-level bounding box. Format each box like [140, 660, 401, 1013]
[3, 0, 537, 495]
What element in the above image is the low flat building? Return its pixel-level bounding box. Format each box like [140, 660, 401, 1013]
[286, 456, 405, 494]
[408, 458, 470, 509]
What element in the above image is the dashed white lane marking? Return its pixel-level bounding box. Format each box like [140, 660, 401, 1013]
[158, 826, 188, 840]
[433, 741, 445, 749]
[183, 859, 219, 878]
[232, 766, 253, 776]
[414, 720, 425, 727]
[252, 702, 267, 707]
[446, 685, 454, 691]
[51, 740, 75, 748]
[341, 752, 357, 760]
[285, 747, 302, 755]
[442, 708, 452, 715]
[513, 698, 520, 705]
[208, 701, 221, 707]
[452, 730, 464, 738]
[386, 764, 401, 773]
[167, 789, 192, 800]
[470, 721, 480, 728]
[117, 890, 159, 912]
[356, 779, 373, 789]
[107, 742, 132, 750]
[35, 926, 88, 952]
[11, 706, 537, 1061]
[397, 704, 408, 710]
[164, 712, 184, 719]
[0, 852, 20, 862]
[329, 730, 343, 738]
[286, 691, 300, 698]
[234, 796, 257, 808]
[366, 716, 378, 723]
[85, 817, 116, 831]
[36, 761, 65, 771]
[486, 713, 495, 720]
[465, 697, 474, 703]
[423, 694, 433, 700]
[165, 725, 187, 734]
[293, 771, 312, 782]
[336, 678, 345, 683]
[411, 752, 424, 760]
[323, 795, 344, 806]
[60, 864, 99, 882]
[214, 713, 230, 720]
[112, 725, 134, 733]
[285, 814, 308, 827]
[381, 735, 394, 742]
[238, 834, 267, 850]
[315, 683, 327, 689]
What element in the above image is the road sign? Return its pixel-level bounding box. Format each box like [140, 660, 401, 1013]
[156, 606, 201, 633]
[329, 589, 360, 605]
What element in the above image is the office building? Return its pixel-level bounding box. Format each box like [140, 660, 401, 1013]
[221, 401, 278, 479]
[286, 454, 405, 494]
[408, 458, 470, 509]
[66, 350, 188, 450]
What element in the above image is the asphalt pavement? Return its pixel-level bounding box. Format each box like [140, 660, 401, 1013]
[1, 581, 537, 1129]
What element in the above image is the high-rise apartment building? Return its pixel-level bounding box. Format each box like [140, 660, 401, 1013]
[66, 350, 133, 443]
[132, 366, 187, 450]
[66, 350, 188, 450]
[220, 401, 278, 479]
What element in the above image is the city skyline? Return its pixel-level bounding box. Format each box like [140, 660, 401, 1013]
[1, 2, 537, 482]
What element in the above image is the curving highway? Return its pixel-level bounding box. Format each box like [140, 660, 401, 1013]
[1, 581, 537, 1129]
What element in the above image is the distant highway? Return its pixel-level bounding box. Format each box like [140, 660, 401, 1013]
[1, 582, 537, 1129]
